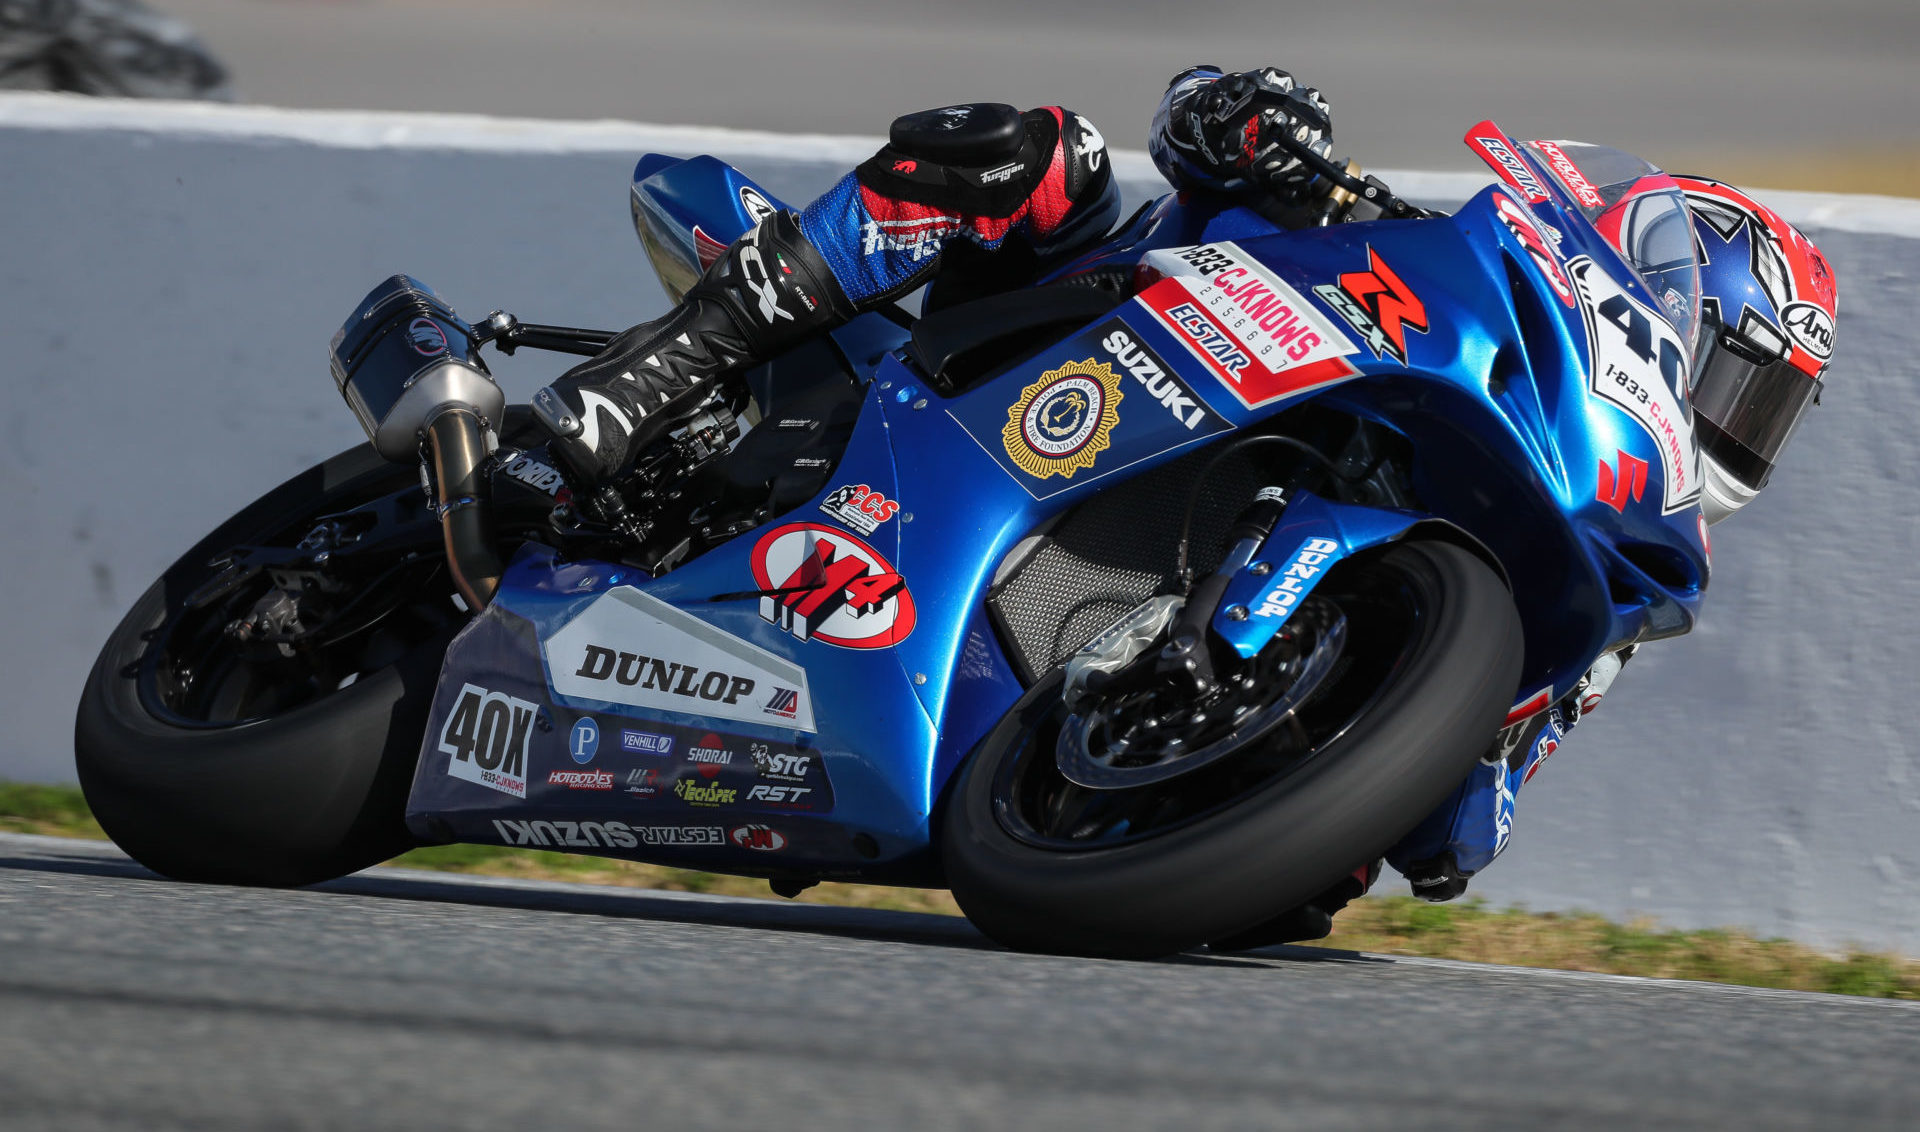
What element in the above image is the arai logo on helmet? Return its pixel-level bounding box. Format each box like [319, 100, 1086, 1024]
[407, 316, 448, 357]
[1781, 301, 1834, 361]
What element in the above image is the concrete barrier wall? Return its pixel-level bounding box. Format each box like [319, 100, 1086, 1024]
[4, 95, 1917, 951]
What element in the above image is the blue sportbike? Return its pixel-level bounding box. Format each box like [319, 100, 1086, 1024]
[77, 121, 1711, 958]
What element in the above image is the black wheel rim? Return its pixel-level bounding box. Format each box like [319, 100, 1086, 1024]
[135, 466, 465, 730]
[991, 553, 1432, 852]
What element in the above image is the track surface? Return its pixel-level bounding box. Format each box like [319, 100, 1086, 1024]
[3, 834, 1916, 1130]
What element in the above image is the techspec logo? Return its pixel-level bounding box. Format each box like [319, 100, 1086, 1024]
[1252, 537, 1340, 620]
[1138, 242, 1358, 409]
[438, 683, 534, 799]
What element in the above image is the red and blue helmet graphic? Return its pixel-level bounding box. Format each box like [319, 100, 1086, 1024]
[1672, 175, 1837, 378]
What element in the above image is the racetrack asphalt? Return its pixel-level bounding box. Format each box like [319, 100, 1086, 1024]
[3, 833, 1916, 1130]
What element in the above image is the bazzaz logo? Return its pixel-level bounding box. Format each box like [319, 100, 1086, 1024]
[1532, 141, 1604, 208]
[1313, 248, 1429, 366]
[730, 824, 787, 851]
[492, 819, 639, 849]
[750, 523, 916, 649]
[1474, 135, 1547, 202]
[1493, 192, 1575, 307]
[1100, 326, 1211, 430]
[502, 455, 567, 497]
[547, 768, 614, 791]
[1253, 537, 1340, 620]
[675, 779, 738, 807]
[751, 749, 812, 780]
[438, 684, 535, 799]
[818, 483, 899, 537]
[1001, 359, 1124, 480]
[747, 783, 812, 805]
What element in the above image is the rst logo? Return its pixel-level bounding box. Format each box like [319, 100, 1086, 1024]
[438, 683, 535, 799]
[749, 523, 916, 649]
[1253, 537, 1340, 620]
[747, 783, 812, 805]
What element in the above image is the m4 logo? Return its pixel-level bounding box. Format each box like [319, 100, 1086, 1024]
[439, 683, 536, 799]
[1597, 449, 1649, 512]
[750, 524, 917, 649]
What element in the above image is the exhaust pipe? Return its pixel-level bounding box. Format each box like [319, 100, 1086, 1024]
[329, 275, 508, 609]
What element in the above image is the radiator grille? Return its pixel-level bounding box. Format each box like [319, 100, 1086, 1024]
[986, 447, 1266, 681]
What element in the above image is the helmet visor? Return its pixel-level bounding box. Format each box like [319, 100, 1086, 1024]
[1691, 327, 1821, 491]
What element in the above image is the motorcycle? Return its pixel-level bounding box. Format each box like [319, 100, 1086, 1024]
[75, 119, 1712, 958]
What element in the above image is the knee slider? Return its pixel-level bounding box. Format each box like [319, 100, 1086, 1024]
[888, 103, 1025, 166]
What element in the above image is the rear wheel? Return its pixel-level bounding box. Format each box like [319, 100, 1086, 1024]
[941, 540, 1522, 958]
[72, 415, 535, 886]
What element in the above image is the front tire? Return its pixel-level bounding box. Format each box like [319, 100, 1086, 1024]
[941, 540, 1523, 958]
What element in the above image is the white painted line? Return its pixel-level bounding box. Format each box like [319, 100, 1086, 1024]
[7, 92, 1916, 238]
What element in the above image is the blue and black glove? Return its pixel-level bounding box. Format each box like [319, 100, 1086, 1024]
[1150, 65, 1334, 200]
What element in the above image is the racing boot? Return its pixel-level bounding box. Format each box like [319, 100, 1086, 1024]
[532, 210, 854, 487]
[1209, 860, 1383, 951]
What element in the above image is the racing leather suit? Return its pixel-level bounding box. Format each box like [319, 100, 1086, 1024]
[534, 66, 1577, 919]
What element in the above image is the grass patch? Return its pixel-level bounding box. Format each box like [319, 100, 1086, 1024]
[7, 779, 1916, 997]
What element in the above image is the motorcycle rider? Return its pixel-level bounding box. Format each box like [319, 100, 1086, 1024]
[532, 66, 1838, 940]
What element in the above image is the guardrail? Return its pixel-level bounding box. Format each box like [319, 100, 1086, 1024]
[3, 94, 1915, 952]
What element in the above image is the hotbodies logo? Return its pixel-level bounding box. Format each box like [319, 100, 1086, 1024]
[438, 683, 535, 799]
[544, 586, 816, 731]
[1139, 242, 1358, 408]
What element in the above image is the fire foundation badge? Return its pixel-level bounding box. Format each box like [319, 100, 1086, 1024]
[1000, 359, 1124, 480]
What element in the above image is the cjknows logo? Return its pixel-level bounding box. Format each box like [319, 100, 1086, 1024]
[674, 779, 738, 807]
[1253, 538, 1341, 620]
[1000, 359, 1124, 480]
[438, 683, 535, 799]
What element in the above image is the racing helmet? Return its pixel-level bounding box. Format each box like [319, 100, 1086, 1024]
[1672, 176, 1838, 522]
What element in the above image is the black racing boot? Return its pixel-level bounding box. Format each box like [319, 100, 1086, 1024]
[532, 210, 854, 486]
[1208, 860, 1384, 952]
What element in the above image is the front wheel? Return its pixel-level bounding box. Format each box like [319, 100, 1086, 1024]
[940, 540, 1523, 958]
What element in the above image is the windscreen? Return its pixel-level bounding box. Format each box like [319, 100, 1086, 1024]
[1520, 140, 1704, 350]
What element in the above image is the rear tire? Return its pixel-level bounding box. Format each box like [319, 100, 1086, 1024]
[941, 540, 1522, 958]
[74, 439, 464, 887]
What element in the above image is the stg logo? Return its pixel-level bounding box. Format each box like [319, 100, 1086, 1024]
[1597, 450, 1649, 512]
[749, 523, 917, 649]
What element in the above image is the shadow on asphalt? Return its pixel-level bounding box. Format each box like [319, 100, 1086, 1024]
[1, 840, 1390, 967]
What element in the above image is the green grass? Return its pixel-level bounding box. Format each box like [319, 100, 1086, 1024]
[8, 780, 1917, 998]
